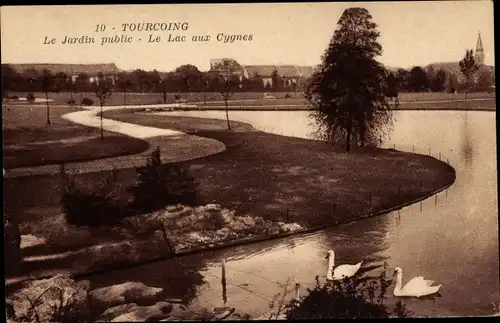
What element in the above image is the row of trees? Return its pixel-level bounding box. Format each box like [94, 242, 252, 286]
[1, 64, 307, 98]
[386, 64, 494, 94]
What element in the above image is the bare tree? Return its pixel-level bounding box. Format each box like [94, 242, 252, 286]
[94, 73, 112, 140]
[40, 70, 55, 126]
[212, 59, 240, 130]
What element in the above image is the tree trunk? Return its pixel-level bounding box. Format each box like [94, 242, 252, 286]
[45, 92, 51, 126]
[345, 112, 353, 152]
[163, 90, 167, 104]
[100, 103, 104, 140]
[124, 91, 127, 106]
[225, 99, 231, 130]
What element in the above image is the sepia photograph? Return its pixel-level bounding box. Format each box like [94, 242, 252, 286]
[2, 1, 498, 320]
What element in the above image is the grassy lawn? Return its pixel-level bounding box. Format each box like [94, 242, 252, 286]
[102, 110, 456, 228]
[5, 91, 495, 107]
[2, 104, 149, 169]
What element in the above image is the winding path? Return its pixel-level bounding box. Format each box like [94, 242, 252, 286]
[4, 104, 226, 178]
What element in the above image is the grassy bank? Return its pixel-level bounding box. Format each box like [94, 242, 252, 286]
[103, 110, 456, 228]
[5, 91, 495, 107]
[2, 104, 150, 169]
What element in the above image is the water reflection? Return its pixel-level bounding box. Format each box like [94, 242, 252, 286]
[461, 111, 474, 167]
[86, 110, 498, 317]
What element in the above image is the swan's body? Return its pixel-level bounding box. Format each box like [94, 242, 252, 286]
[393, 267, 442, 297]
[325, 250, 363, 281]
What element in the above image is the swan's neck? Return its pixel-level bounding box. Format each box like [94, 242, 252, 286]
[394, 272, 403, 293]
[326, 253, 335, 279]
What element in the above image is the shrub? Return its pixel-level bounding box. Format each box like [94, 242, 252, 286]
[129, 146, 198, 212]
[60, 168, 126, 228]
[27, 93, 35, 103]
[174, 94, 181, 101]
[281, 265, 413, 319]
[285, 93, 292, 98]
[8, 274, 90, 323]
[81, 97, 94, 106]
[67, 99, 76, 106]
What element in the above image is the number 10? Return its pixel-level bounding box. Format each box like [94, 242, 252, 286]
[95, 24, 106, 32]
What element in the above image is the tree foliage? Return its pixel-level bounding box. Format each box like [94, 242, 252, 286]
[129, 147, 198, 212]
[306, 7, 394, 151]
[282, 267, 412, 319]
[459, 49, 480, 92]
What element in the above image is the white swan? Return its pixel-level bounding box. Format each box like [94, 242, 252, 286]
[393, 267, 442, 297]
[325, 250, 363, 281]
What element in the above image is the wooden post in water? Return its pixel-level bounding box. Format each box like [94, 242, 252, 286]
[447, 158, 450, 165]
[439, 152, 441, 160]
[420, 201, 423, 213]
[221, 259, 227, 306]
[428, 148, 431, 155]
[393, 143, 396, 150]
[434, 194, 438, 206]
[412, 145, 415, 153]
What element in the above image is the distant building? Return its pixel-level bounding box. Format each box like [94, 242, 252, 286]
[209, 58, 315, 88]
[209, 58, 246, 82]
[4, 63, 121, 85]
[243, 65, 315, 88]
[474, 31, 485, 66]
[426, 31, 493, 87]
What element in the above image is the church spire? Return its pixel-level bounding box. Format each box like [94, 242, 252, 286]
[474, 31, 484, 65]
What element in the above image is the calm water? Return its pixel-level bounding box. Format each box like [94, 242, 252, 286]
[87, 110, 499, 318]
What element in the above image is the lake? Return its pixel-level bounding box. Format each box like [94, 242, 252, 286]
[87, 110, 499, 318]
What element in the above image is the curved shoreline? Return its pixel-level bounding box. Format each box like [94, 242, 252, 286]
[6, 107, 457, 285]
[9, 161, 455, 285]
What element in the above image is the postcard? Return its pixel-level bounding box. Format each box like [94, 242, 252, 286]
[2, 2, 498, 320]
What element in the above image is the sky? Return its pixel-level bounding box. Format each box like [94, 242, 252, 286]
[0, 1, 495, 72]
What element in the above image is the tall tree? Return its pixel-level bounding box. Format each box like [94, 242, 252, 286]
[211, 59, 240, 130]
[386, 72, 399, 107]
[271, 69, 281, 98]
[395, 68, 410, 92]
[447, 73, 459, 93]
[305, 7, 394, 151]
[116, 73, 133, 106]
[40, 69, 55, 126]
[431, 69, 447, 92]
[94, 73, 113, 140]
[459, 49, 480, 101]
[2, 65, 17, 98]
[74, 73, 90, 106]
[407, 66, 428, 92]
[173, 64, 203, 102]
[475, 68, 493, 92]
